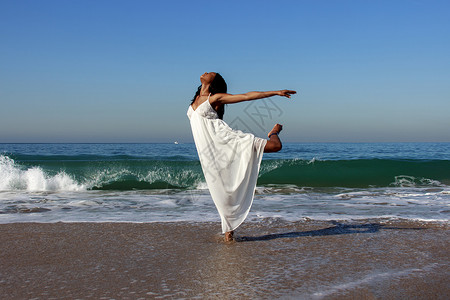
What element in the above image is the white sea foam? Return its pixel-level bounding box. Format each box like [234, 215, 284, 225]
[392, 175, 444, 188]
[0, 187, 448, 223]
[142, 168, 202, 187]
[307, 157, 320, 164]
[194, 181, 209, 190]
[0, 155, 85, 192]
[1, 155, 449, 224]
[87, 168, 130, 188]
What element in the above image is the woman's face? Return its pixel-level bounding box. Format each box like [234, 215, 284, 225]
[200, 72, 216, 84]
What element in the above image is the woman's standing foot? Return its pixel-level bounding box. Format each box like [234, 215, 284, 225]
[225, 231, 234, 242]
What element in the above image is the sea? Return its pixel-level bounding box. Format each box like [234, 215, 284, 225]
[0, 143, 449, 224]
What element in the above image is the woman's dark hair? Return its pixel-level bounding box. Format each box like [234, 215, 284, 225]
[190, 73, 227, 119]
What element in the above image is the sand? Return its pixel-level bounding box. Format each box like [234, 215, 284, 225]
[0, 219, 448, 299]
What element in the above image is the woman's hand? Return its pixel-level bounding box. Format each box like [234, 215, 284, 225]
[277, 90, 297, 98]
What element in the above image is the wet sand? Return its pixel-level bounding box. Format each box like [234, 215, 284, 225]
[0, 220, 448, 299]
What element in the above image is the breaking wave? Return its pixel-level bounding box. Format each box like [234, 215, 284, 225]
[1, 154, 449, 192]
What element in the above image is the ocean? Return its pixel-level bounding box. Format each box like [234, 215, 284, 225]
[0, 143, 449, 224]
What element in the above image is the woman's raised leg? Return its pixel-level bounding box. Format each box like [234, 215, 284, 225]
[264, 124, 283, 153]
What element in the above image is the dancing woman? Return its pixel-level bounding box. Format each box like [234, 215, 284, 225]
[187, 72, 296, 241]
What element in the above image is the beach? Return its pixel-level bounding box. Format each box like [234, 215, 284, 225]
[1, 220, 448, 299]
[1, 143, 449, 298]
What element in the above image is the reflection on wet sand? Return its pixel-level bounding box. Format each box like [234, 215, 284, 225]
[0, 220, 448, 299]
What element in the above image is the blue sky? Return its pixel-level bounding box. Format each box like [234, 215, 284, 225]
[1, 0, 449, 143]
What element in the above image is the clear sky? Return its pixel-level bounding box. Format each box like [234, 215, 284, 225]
[1, 0, 449, 143]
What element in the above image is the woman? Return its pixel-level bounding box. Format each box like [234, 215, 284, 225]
[187, 72, 296, 241]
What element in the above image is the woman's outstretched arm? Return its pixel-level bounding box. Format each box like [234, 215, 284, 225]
[211, 90, 296, 105]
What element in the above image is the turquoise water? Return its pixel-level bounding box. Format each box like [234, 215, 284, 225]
[1, 143, 449, 223]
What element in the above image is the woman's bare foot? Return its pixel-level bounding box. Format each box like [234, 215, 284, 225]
[268, 124, 283, 138]
[225, 231, 234, 242]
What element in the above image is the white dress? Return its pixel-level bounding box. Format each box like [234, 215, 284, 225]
[187, 94, 267, 233]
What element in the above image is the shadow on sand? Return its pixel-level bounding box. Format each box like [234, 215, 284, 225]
[238, 221, 425, 242]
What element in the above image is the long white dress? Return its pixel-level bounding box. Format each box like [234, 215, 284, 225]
[187, 94, 267, 233]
